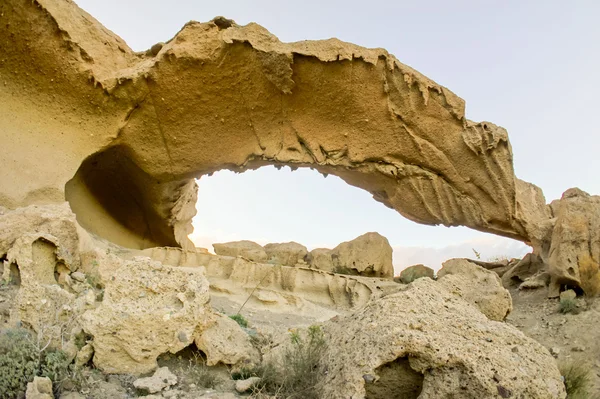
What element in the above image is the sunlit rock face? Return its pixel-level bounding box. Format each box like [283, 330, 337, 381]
[1, 0, 549, 254]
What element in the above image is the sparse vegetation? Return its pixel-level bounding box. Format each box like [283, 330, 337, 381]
[558, 297, 580, 314]
[185, 352, 218, 389]
[253, 324, 327, 399]
[229, 314, 248, 328]
[0, 328, 73, 398]
[560, 362, 596, 399]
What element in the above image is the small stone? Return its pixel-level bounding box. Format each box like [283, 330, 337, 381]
[362, 374, 376, 383]
[26, 376, 53, 399]
[493, 372, 501, 382]
[71, 271, 86, 282]
[235, 376, 261, 393]
[571, 346, 585, 352]
[133, 367, 177, 393]
[75, 343, 94, 367]
[497, 384, 512, 398]
[550, 347, 561, 357]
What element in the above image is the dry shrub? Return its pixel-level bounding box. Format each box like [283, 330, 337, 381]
[578, 255, 600, 301]
[560, 361, 598, 399]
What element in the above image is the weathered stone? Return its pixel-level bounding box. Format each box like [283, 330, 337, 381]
[438, 258, 512, 321]
[26, 376, 53, 399]
[213, 240, 267, 263]
[398, 264, 434, 284]
[320, 278, 565, 398]
[331, 232, 393, 278]
[264, 242, 308, 266]
[194, 313, 260, 367]
[133, 367, 178, 393]
[81, 257, 212, 374]
[307, 248, 334, 272]
[75, 343, 94, 367]
[0, 0, 550, 256]
[547, 189, 600, 293]
[235, 376, 261, 393]
[71, 271, 86, 282]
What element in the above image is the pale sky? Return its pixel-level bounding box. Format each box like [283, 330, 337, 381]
[75, 0, 599, 272]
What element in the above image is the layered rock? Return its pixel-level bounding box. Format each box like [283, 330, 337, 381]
[321, 278, 565, 398]
[438, 258, 512, 321]
[213, 240, 268, 263]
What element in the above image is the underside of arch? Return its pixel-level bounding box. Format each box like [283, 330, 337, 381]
[2, 0, 550, 251]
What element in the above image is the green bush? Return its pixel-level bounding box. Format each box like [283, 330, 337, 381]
[0, 328, 73, 398]
[229, 314, 248, 328]
[0, 329, 41, 399]
[559, 298, 580, 314]
[560, 362, 596, 398]
[255, 325, 327, 399]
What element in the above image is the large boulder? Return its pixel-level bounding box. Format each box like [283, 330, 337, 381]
[213, 240, 267, 263]
[437, 258, 512, 321]
[331, 232, 393, 278]
[307, 248, 334, 272]
[264, 242, 308, 266]
[397, 264, 434, 283]
[321, 278, 565, 398]
[81, 257, 213, 375]
[194, 312, 260, 367]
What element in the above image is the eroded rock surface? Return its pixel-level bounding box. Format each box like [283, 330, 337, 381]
[81, 257, 213, 374]
[264, 242, 308, 266]
[0, 0, 552, 255]
[213, 240, 267, 263]
[438, 258, 512, 321]
[330, 232, 393, 278]
[321, 278, 565, 398]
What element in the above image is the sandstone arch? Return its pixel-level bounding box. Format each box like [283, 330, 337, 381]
[2, 0, 549, 253]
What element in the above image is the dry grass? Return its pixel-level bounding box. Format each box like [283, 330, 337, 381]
[560, 361, 598, 399]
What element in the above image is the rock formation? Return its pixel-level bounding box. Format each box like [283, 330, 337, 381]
[397, 264, 435, 283]
[437, 258, 512, 321]
[213, 240, 268, 263]
[1, 0, 550, 254]
[320, 278, 565, 398]
[329, 232, 393, 278]
[264, 242, 308, 266]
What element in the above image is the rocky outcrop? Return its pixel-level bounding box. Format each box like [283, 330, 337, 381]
[397, 264, 434, 283]
[438, 258, 512, 321]
[1, 0, 552, 255]
[330, 232, 393, 278]
[25, 377, 53, 399]
[264, 242, 308, 266]
[321, 278, 565, 398]
[81, 257, 213, 375]
[546, 189, 600, 293]
[307, 248, 334, 272]
[133, 367, 178, 394]
[213, 240, 268, 263]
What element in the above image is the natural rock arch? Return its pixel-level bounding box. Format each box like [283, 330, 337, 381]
[3, 1, 549, 254]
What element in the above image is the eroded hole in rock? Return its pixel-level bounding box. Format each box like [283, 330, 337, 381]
[65, 146, 181, 250]
[32, 237, 60, 285]
[364, 357, 424, 399]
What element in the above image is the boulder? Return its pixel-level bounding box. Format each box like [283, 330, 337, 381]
[398, 264, 434, 283]
[438, 258, 512, 321]
[212, 241, 267, 263]
[502, 252, 546, 287]
[331, 232, 393, 278]
[81, 257, 213, 374]
[194, 312, 260, 367]
[133, 367, 178, 393]
[25, 377, 53, 399]
[307, 248, 334, 272]
[321, 278, 565, 398]
[235, 377, 262, 393]
[264, 242, 308, 266]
